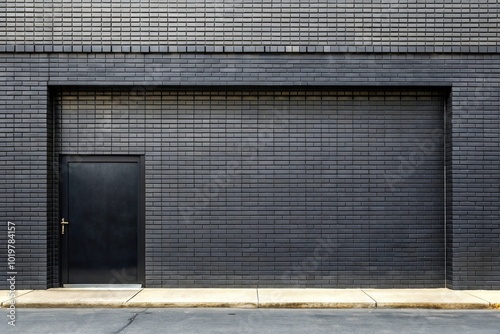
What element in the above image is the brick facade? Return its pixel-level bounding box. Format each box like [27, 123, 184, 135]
[0, 2, 499, 289]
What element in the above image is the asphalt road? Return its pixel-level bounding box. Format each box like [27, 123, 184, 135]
[1, 308, 499, 334]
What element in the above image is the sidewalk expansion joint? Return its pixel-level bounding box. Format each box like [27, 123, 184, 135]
[125, 288, 144, 304]
[461, 291, 492, 308]
[360, 289, 377, 308]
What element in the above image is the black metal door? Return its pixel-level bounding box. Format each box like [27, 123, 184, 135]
[60, 156, 144, 285]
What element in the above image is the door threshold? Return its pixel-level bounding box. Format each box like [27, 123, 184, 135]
[63, 284, 142, 289]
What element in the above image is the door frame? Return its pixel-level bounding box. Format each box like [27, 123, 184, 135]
[59, 155, 145, 287]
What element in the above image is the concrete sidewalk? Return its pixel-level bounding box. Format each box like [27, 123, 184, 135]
[1, 288, 500, 309]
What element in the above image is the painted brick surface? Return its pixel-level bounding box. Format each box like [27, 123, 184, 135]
[0, 6, 500, 289]
[53, 89, 445, 288]
[0, 1, 499, 51]
[2, 54, 500, 289]
[0, 54, 49, 289]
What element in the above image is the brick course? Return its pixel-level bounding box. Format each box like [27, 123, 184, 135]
[1, 1, 499, 50]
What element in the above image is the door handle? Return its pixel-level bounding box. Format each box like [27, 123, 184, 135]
[61, 218, 69, 235]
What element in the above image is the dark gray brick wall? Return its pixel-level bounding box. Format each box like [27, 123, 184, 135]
[0, 52, 499, 289]
[0, 54, 49, 289]
[54, 89, 445, 288]
[445, 93, 453, 289]
[449, 83, 500, 289]
[0, 1, 499, 52]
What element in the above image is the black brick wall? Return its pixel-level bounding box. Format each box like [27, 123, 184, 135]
[53, 88, 445, 288]
[0, 52, 498, 289]
[1, 0, 499, 50]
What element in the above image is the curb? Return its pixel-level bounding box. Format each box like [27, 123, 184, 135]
[3, 302, 496, 309]
[2, 288, 499, 310]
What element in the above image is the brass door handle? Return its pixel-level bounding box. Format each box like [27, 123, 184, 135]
[61, 218, 69, 235]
